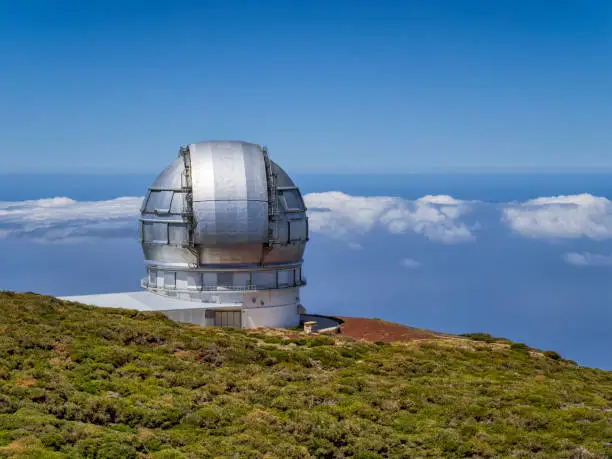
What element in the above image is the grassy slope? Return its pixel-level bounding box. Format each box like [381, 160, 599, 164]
[0, 292, 610, 459]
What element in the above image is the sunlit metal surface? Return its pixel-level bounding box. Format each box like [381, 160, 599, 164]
[139, 140, 308, 302]
[190, 141, 269, 245]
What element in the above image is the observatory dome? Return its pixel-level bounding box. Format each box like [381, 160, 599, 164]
[138, 141, 308, 328]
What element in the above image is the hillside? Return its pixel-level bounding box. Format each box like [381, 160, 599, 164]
[0, 292, 610, 458]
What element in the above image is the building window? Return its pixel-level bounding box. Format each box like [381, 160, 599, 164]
[203, 273, 217, 289]
[289, 220, 307, 242]
[278, 269, 294, 287]
[164, 272, 176, 289]
[168, 224, 189, 245]
[280, 189, 304, 211]
[252, 271, 277, 289]
[217, 272, 233, 288]
[143, 222, 168, 244]
[148, 269, 157, 287]
[144, 191, 173, 214]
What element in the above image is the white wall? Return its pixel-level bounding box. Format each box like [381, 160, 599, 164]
[242, 287, 299, 308]
[157, 288, 301, 329]
[243, 303, 300, 329]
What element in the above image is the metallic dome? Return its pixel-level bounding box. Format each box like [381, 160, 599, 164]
[139, 141, 308, 302]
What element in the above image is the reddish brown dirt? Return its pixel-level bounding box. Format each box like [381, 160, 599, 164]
[337, 317, 438, 342]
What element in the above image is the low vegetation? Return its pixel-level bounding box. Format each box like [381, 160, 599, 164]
[0, 292, 610, 458]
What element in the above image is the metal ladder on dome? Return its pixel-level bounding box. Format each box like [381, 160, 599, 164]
[179, 145, 199, 268]
[262, 146, 282, 248]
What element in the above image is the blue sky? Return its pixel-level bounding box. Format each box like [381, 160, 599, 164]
[2, 0, 611, 173]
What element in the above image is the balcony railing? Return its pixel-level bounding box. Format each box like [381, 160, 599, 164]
[141, 278, 307, 293]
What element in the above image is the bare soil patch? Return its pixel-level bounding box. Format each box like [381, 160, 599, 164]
[338, 317, 438, 342]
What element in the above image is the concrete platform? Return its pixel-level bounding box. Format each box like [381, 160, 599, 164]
[60, 291, 241, 311]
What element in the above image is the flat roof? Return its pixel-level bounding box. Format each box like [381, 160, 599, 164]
[60, 291, 241, 312]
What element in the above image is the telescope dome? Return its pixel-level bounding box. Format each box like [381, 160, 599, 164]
[138, 141, 308, 328]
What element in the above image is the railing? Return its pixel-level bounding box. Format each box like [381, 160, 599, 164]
[141, 277, 307, 293]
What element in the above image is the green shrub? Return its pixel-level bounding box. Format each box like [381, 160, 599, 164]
[510, 342, 530, 353]
[151, 450, 187, 459]
[97, 441, 138, 459]
[306, 335, 335, 347]
[461, 332, 495, 343]
[544, 350, 562, 360]
[0, 292, 608, 458]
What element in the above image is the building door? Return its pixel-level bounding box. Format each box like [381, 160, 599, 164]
[213, 310, 242, 328]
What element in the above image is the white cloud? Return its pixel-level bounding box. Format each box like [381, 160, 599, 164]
[9, 192, 611, 246]
[399, 258, 421, 268]
[502, 194, 612, 240]
[0, 196, 142, 242]
[0, 192, 475, 244]
[305, 192, 475, 243]
[563, 252, 612, 267]
[0, 192, 477, 244]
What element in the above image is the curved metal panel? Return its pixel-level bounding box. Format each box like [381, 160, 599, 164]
[193, 200, 267, 244]
[189, 141, 268, 202]
[151, 157, 185, 190]
[169, 192, 186, 214]
[142, 244, 198, 266]
[199, 243, 264, 265]
[271, 161, 296, 188]
[189, 141, 269, 245]
[263, 244, 305, 264]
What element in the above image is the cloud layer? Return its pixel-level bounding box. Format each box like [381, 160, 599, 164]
[563, 252, 612, 267]
[0, 197, 142, 242]
[305, 192, 475, 243]
[503, 194, 612, 240]
[3, 192, 612, 247]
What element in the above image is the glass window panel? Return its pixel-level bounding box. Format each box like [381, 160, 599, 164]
[203, 273, 217, 288]
[176, 272, 201, 290]
[168, 224, 189, 245]
[278, 269, 293, 287]
[176, 271, 188, 289]
[145, 191, 173, 213]
[140, 192, 149, 212]
[281, 190, 304, 211]
[143, 222, 168, 243]
[142, 222, 153, 242]
[170, 192, 185, 214]
[252, 271, 277, 289]
[217, 272, 233, 288]
[164, 272, 176, 289]
[148, 269, 157, 286]
[234, 272, 250, 288]
[187, 272, 201, 289]
[289, 220, 307, 241]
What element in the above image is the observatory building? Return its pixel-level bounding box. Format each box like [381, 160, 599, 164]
[63, 141, 309, 329]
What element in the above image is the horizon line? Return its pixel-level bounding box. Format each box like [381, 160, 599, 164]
[3, 167, 612, 175]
